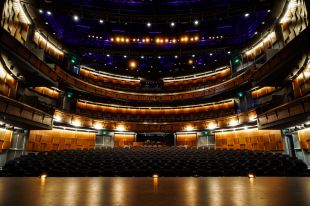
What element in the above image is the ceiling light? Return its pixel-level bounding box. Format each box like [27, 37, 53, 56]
[45, 22, 48, 25]
[174, 55, 178, 59]
[73, 15, 79, 21]
[194, 20, 199, 25]
[254, 32, 258, 35]
[106, 54, 110, 57]
[267, 9, 271, 13]
[158, 56, 161, 59]
[170, 22, 175, 27]
[209, 53, 213, 56]
[227, 51, 231, 54]
[129, 60, 137, 69]
[244, 13, 250, 18]
[39, 9, 43, 14]
[141, 56, 144, 59]
[188, 59, 193, 65]
[46, 11, 52, 15]
[146, 22, 151, 27]
[99, 19, 104, 24]
[123, 55, 127, 58]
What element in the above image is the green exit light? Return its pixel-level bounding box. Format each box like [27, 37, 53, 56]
[66, 92, 73, 98]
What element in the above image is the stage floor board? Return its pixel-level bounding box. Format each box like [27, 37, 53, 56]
[0, 177, 310, 206]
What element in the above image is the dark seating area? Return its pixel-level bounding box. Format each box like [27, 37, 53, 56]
[1, 147, 308, 177]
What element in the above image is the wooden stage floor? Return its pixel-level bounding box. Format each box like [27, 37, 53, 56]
[0, 177, 310, 206]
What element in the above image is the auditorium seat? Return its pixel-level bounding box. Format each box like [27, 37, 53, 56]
[1, 147, 308, 177]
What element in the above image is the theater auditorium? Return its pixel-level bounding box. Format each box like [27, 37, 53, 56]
[0, 0, 310, 205]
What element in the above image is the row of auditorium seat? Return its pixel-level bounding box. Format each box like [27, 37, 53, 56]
[1, 147, 308, 177]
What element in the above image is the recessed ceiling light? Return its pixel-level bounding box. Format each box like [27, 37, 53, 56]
[209, 53, 213, 56]
[99, 19, 104, 24]
[262, 21, 265, 25]
[158, 56, 161, 59]
[39, 9, 43, 14]
[244, 13, 250, 18]
[192, 54, 195, 58]
[267, 9, 271, 13]
[141, 56, 144, 59]
[194, 20, 199, 25]
[227, 51, 231, 54]
[73, 15, 79, 21]
[106, 54, 110, 57]
[45, 22, 48, 25]
[124, 55, 127, 58]
[254, 32, 258, 35]
[170, 22, 175, 27]
[174, 55, 178, 59]
[147, 22, 151, 27]
[47, 11, 52, 15]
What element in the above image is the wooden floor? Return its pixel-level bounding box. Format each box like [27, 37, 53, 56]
[0, 177, 310, 206]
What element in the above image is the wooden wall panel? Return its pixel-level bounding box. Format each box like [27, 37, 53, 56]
[0, 128, 13, 153]
[1, 0, 30, 45]
[30, 87, 60, 99]
[114, 134, 135, 147]
[292, 55, 310, 98]
[215, 129, 283, 151]
[281, 0, 308, 44]
[27, 129, 96, 152]
[251, 87, 276, 99]
[176, 134, 197, 147]
[0, 59, 18, 98]
[298, 129, 310, 152]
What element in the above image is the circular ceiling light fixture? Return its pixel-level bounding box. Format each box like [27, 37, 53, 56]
[194, 20, 199, 25]
[73, 15, 79, 22]
[146, 22, 152, 28]
[170, 22, 175, 27]
[244, 13, 250, 18]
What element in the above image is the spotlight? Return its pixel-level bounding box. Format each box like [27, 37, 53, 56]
[72, 120, 81, 127]
[158, 56, 161, 59]
[174, 55, 178, 59]
[194, 20, 199, 25]
[39, 9, 43, 14]
[99, 19, 104, 24]
[54, 115, 62, 122]
[146, 22, 151, 27]
[188, 59, 193, 65]
[244, 13, 250, 18]
[106, 54, 110, 57]
[170, 22, 175, 27]
[227, 51, 231, 54]
[248, 173, 256, 178]
[209, 53, 213, 56]
[73, 15, 79, 21]
[46, 11, 52, 15]
[40, 174, 47, 179]
[123, 55, 127, 58]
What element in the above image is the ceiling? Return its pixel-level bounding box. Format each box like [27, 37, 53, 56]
[25, 0, 276, 78]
